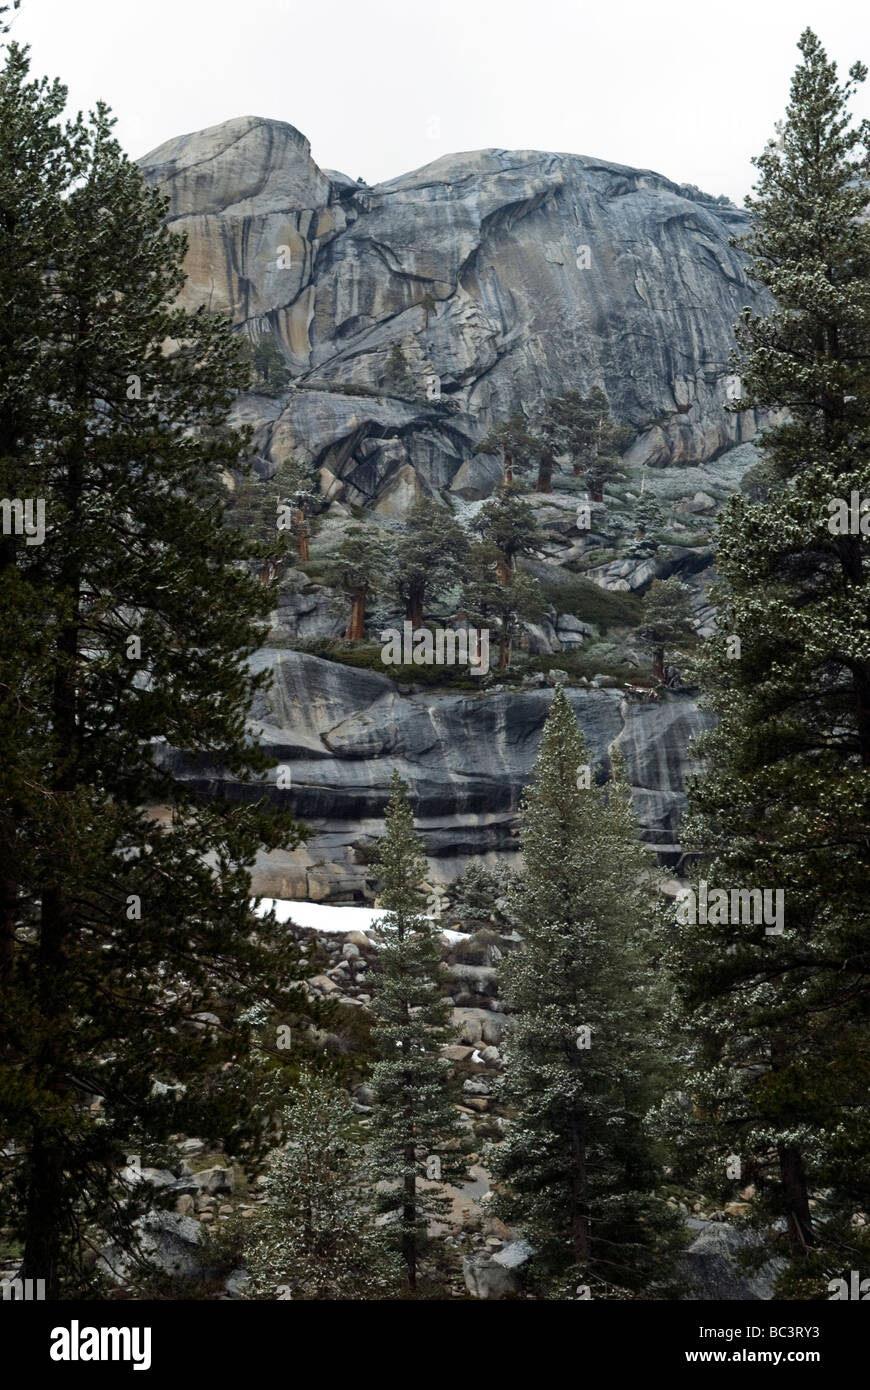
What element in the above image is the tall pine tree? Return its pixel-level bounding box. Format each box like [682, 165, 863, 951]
[664, 29, 870, 1291]
[366, 771, 464, 1293]
[489, 688, 681, 1297]
[0, 62, 313, 1295]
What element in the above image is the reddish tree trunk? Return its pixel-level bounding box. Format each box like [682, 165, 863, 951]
[536, 450, 554, 493]
[652, 647, 665, 682]
[346, 587, 367, 640]
[406, 583, 425, 629]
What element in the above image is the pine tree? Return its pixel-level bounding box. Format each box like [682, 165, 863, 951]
[327, 525, 392, 640]
[386, 342, 416, 396]
[248, 335, 290, 397]
[448, 862, 513, 933]
[637, 576, 695, 681]
[0, 38, 87, 992]
[394, 497, 469, 628]
[663, 29, 870, 1290]
[367, 772, 464, 1292]
[538, 390, 632, 499]
[471, 482, 541, 583]
[489, 688, 681, 1297]
[477, 412, 539, 486]
[461, 543, 543, 669]
[0, 78, 313, 1295]
[244, 1069, 398, 1300]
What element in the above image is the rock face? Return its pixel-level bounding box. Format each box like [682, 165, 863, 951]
[140, 116, 770, 507]
[167, 649, 713, 900]
[678, 1220, 788, 1301]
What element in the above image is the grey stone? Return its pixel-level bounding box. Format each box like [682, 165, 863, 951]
[677, 1221, 788, 1301]
[462, 1252, 519, 1300]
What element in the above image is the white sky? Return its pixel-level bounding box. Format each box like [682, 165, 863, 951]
[8, 0, 870, 201]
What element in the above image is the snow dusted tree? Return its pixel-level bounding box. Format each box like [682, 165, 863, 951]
[489, 688, 681, 1297]
[367, 771, 464, 1292]
[244, 1069, 397, 1300]
[662, 29, 870, 1292]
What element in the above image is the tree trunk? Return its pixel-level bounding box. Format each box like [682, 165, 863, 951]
[498, 635, 508, 669]
[503, 449, 514, 485]
[834, 534, 870, 766]
[406, 583, 424, 629]
[569, 1113, 591, 1266]
[402, 1144, 417, 1290]
[536, 450, 553, 493]
[23, 513, 83, 1295]
[495, 555, 510, 586]
[295, 516, 310, 562]
[652, 646, 665, 682]
[771, 1035, 814, 1253]
[346, 586, 367, 641]
[589, 479, 603, 503]
[778, 1144, 815, 1253]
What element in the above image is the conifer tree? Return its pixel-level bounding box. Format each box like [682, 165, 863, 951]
[471, 483, 541, 583]
[244, 1069, 398, 1300]
[461, 543, 543, 669]
[637, 576, 695, 681]
[367, 772, 463, 1292]
[477, 412, 539, 485]
[328, 526, 392, 640]
[489, 688, 681, 1297]
[663, 29, 870, 1289]
[538, 389, 632, 499]
[0, 68, 312, 1295]
[394, 497, 469, 628]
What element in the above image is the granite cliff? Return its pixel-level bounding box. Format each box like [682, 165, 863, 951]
[139, 117, 763, 898]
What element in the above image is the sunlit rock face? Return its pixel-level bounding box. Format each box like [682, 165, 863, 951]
[140, 116, 769, 510]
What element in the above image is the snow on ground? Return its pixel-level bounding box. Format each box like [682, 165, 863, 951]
[252, 898, 465, 944]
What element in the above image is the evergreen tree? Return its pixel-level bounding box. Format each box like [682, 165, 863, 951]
[632, 492, 665, 539]
[663, 29, 870, 1289]
[461, 542, 544, 669]
[637, 576, 695, 681]
[367, 772, 464, 1292]
[0, 77, 312, 1295]
[226, 457, 317, 580]
[249, 334, 290, 397]
[386, 341, 416, 396]
[471, 482, 541, 583]
[394, 497, 469, 627]
[244, 1069, 397, 1300]
[448, 862, 514, 934]
[489, 689, 681, 1297]
[327, 525, 392, 640]
[538, 389, 632, 500]
[477, 412, 539, 485]
[0, 38, 85, 989]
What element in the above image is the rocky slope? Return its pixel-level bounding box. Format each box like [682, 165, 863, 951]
[140, 116, 770, 510]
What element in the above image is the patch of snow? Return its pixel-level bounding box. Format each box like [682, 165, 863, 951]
[252, 899, 466, 944]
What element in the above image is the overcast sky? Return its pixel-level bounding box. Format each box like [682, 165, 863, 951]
[8, 0, 869, 201]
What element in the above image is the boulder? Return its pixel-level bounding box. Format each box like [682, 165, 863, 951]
[678, 1220, 788, 1300]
